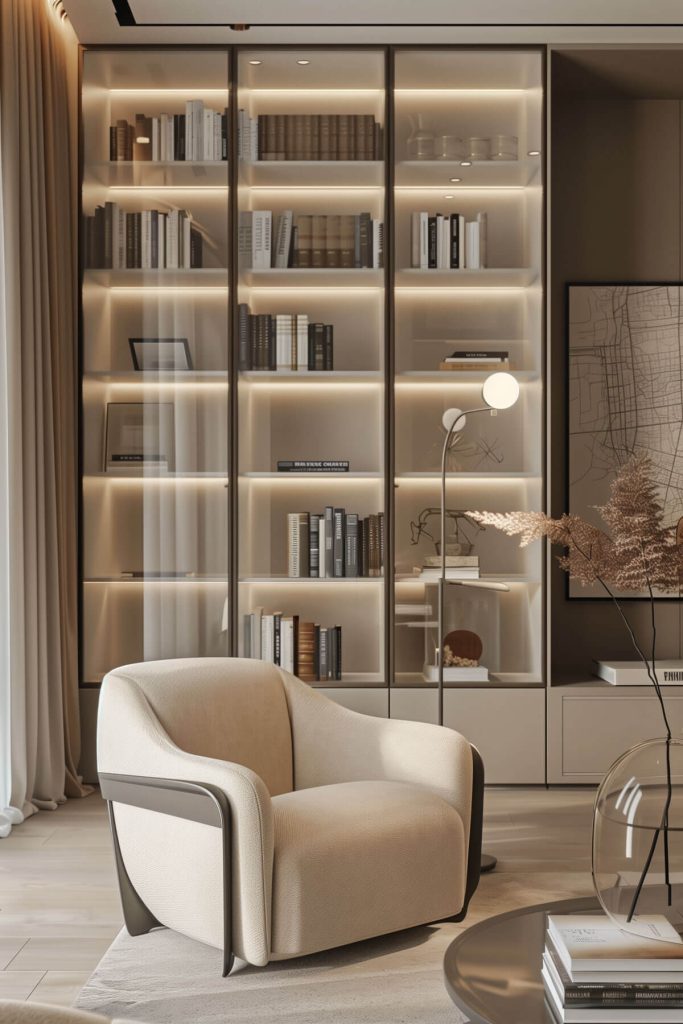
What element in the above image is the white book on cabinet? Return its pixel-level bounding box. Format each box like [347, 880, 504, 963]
[252, 210, 272, 269]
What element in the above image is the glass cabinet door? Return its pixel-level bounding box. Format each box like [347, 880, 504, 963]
[235, 49, 387, 692]
[392, 49, 544, 713]
[81, 49, 231, 684]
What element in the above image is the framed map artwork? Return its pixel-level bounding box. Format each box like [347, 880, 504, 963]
[567, 283, 683, 598]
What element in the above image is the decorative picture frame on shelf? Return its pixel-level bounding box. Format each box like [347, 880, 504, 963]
[104, 402, 176, 473]
[128, 337, 193, 372]
[567, 282, 683, 598]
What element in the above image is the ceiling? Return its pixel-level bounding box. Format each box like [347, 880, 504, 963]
[62, 0, 683, 45]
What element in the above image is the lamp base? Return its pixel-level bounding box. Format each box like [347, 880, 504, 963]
[481, 853, 497, 873]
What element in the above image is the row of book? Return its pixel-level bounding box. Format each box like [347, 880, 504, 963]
[243, 609, 342, 681]
[109, 103, 228, 162]
[237, 111, 383, 162]
[410, 211, 488, 270]
[288, 509, 384, 579]
[239, 210, 384, 270]
[237, 306, 333, 371]
[85, 204, 203, 269]
[543, 912, 683, 1022]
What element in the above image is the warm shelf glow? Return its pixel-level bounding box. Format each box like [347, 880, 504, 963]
[242, 473, 382, 481]
[240, 576, 383, 584]
[107, 88, 229, 96]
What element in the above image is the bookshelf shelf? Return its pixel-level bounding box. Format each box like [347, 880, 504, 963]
[85, 163, 229, 189]
[241, 371, 382, 383]
[395, 370, 539, 384]
[395, 158, 540, 189]
[84, 576, 229, 584]
[395, 268, 537, 289]
[240, 576, 383, 585]
[84, 269, 229, 288]
[85, 472, 228, 480]
[84, 372, 229, 384]
[242, 471, 382, 480]
[243, 269, 384, 288]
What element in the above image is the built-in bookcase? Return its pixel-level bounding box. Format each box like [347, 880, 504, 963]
[80, 45, 545, 782]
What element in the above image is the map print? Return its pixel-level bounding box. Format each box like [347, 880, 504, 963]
[568, 284, 683, 597]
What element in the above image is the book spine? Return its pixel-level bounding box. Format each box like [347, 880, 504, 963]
[333, 508, 345, 578]
[238, 302, 251, 371]
[419, 212, 429, 270]
[243, 614, 252, 658]
[345, 513, 359, 577]
[323, 324, 333, 370]
[428, 216, 437, 269]
[335, 626, 342, 681]
[287, 513, 301, 577]
[273, 613, 281, 667]
[450, 213, 460, 268]
[319, 627, 329, 680]
[324, 506, 334, 578]
[309, 514, 320, 578]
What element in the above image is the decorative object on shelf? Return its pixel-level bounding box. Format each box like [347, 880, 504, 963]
[568, 284, 683, 598]
[104, 402, 175, 473]
[439, 349, 509, 372]
[423, 628, 488, 681]
[410, 210, 487, 269]
[469, 454, 683, 931]
[287, 507, 383, 579]
[490, 134, 518, 161]
[405, 114, 434, 159]
[433, 134, 465, 161]
[129, 338, 193, 372]
[410, 507, 483, 557]
[464, 137, 491, 161]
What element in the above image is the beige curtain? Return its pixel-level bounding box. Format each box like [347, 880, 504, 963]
[0, 0, 88, 834]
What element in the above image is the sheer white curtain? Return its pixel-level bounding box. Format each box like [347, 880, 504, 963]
[0, 0, 87, 837]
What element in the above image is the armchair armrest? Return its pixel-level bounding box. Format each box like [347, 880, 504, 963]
[97, 670, 274, 969]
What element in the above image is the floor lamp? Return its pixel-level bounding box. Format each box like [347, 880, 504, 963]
[438, 371, 521, 874]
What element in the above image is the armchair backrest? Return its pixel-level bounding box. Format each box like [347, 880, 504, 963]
[99, 658, 293, 796]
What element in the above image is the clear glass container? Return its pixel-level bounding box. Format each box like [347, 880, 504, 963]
[491, 134, 518, 160]
[433, 134, 465, 160]
[593, 737, 683, 943]
[406, 115, 434, 159]
[465, 136, 491, 161]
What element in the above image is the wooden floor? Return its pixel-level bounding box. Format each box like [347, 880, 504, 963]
[0, 786, 596, 1007]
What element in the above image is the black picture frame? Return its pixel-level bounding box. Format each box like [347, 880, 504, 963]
[128, 337, 193, 372]
[566, 281, 683, 600]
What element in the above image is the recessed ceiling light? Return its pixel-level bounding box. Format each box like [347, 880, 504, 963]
[249, 60, 262, 66]
[460, 160, 472, 167]
[296, 59, 311, 66]
[444, 194, 454, 199]
[527, 149, 541, 156]
[449, 177, 462, 183]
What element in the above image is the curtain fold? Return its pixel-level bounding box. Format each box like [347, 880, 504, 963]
[0, 0, 89, 836]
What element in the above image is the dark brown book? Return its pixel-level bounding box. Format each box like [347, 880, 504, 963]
[340, 214, 355, 268]
[325, 214, 341, 268]
[302, 114, 313, 160]
[274, 114, 286, 160]
[337, 114, 350, 160]
[319, 114, 331, 160]
[311, 214, 325, 268]
[109, 126, 116, 161]
[115, 119, 129, 161]
[359, 212, 371, 268]
[298, 621, 317, 683]
[127, 123, 135, 161]
[323, 324, 334, 370]
[263, 114, 277, 161]
[311, 115, 320, 160]
[329, 116, 339, 160]
[373, 122, 383, 160]
[293, 114, 305, 160]
[295, 214, 313, 268]
[361, 517, 370, 578]
[284, 115, 296, 160]
[125, 212, 135, 267]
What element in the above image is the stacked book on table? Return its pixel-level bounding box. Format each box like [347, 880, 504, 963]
[543, 913, 683, 1022]
[418, 555, 480, 580]
[439, 349, 509, 372]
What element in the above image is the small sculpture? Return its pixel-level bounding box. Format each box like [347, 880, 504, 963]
[410, 507, 483, 556]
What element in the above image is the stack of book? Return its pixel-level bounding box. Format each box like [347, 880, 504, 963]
[237, 304, 333, 371]
[418, 555, 480, 580]
[237, 111, 383, 161]
[85, 203, 203, 269]
[543, 913, 683, 1022]
[439, 349, 509, 372]
[287, 508, 383, 579]
[239, 210, 383, 269]
[243, 608, 342, 681]
[411, 211, 487, 270]
[109, 102, 228, 162]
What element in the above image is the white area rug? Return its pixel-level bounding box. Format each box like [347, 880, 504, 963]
[74, 922, 468, 1024]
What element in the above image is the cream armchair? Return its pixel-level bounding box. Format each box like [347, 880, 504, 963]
[97, 658, 483, 975]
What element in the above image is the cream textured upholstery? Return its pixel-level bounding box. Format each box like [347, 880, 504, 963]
[97, 658, 479, 969]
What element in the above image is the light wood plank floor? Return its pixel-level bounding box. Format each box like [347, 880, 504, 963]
[0, 787, 596, 1007]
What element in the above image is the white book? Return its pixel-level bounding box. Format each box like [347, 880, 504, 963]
[411, 211, 420, 268]
[203, 108, 214, 161]
[593, 660, 683, 685]
[547, 915, 683, 976]
[252, 210, 272, 269]
[275, 315, 291, 370]
[373, 219, 383, 268]
[419, 212, 429, 269]
[296, 314, 308, 370]
[261, 614, 275, 663]
[435, 214, 444, 269]
[441, 216, 450, 270]
[141, 210, 151, 269]
[288, 513, 301, 576]
[166, 209, 178, 269]
[274, 210, 293, 269]
[423, 664, 489, 682]
[182, 214, 191, 269]
[542, 964, 683, 1022]
[238, 211, 252, 268]
[466, 220, 480, 269]
[252, 606, 263, 659]
[157, 214, 166, 270]
[318, 517, 327, 578]
[213, 112, 221, 161]
[458, 215, 466, 268]
[281, 618, 295, 674]
[476, 211, 488, 268]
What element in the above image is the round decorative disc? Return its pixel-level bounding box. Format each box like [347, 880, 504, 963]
[443, 629, 483, 662]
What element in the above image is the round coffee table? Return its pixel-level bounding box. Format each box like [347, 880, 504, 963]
[443, 896, 599, 1024]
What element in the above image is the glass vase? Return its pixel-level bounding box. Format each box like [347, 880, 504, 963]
[593, 737, 683, 943]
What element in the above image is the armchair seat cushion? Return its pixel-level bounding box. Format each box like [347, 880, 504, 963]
[270, 779, 465, 960]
